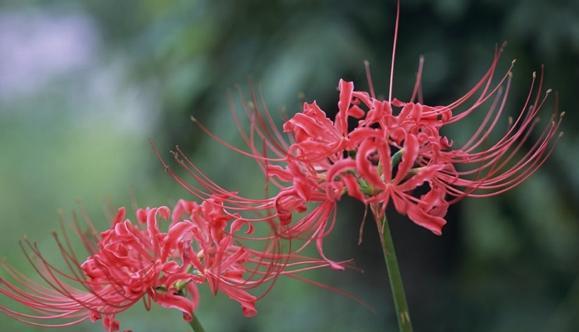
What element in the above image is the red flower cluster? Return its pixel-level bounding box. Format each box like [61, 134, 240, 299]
[276, 58, 561, 236]
[0, 197, 337, 331]
[172, 45, 561, 268]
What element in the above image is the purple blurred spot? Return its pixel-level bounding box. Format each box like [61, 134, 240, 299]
[0, 10, 99, 98]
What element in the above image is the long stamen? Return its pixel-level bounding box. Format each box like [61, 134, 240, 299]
[388, 0, 401, 102]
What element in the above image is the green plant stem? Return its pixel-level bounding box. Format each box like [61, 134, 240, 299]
[375, 212, 413, 332]
[189, 312, 206, 332]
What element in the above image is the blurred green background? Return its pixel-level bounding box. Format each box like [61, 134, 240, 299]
[0, 0, 578, 331]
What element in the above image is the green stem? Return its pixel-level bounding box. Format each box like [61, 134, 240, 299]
[375, 211, 413, 332]
[189, 312, 206, 332]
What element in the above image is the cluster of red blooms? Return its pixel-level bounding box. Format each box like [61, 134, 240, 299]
[273, 52, 561, 238]
[0, 197, 342, 331]
[175, 46, 561, 268]
[0, 36, 561, 332]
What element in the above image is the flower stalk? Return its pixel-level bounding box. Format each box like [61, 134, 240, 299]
[189, 312, 206, 332]
[374, 208, 413, 332]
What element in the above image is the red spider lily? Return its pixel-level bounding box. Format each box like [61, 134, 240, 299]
[1, 204, 199, 332]
[177, 196, 346, 316]
[168, 43, 561, 263]
[1, 198, 346, 331]
[280, 47, 561, 235]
